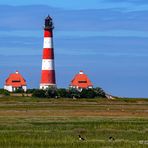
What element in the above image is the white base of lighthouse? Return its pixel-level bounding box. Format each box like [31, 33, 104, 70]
[40, 83, 56, 90]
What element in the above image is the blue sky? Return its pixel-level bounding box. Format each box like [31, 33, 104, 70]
[0, 0, 148, 97]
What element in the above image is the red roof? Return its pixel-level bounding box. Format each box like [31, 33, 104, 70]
[70, 71, 93, 88]
[5, 71, 26, 87]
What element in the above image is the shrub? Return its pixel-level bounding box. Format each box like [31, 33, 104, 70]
[32, 89, 46, 98]
[93, 87, 106, 98]
[26, 89, 36, 94]
[57, 88, 68, 98]
[13, 88, 25, 93]
[32, 87, 106, 99]
[0, 89, 10, 96]
[67, 88, 81, 98]
[46, 88, 58, 98]
[80, 89, 96, 98]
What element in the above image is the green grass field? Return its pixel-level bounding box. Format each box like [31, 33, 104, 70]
[0, 97, 147, 147]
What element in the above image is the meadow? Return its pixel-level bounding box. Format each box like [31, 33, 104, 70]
[0, 97, 147, 147]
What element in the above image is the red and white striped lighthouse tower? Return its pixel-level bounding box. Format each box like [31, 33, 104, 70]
[40, 15, 56, 89]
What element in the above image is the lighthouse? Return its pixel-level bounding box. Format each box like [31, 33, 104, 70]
[40, 15, 56, 89]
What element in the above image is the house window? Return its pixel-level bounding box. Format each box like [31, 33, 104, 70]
[78, 81, 87, 83]
[12, 80, 20, 82]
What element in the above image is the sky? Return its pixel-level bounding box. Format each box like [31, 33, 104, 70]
[0, 0, 148, 97]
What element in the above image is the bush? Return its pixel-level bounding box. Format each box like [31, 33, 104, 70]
[57, 88, 68, 98]
[0, 89, 10, 96]
[26, 89, 36, 94]
[32, 88, 58, 98]
[46, 88, 58, 98]
[67, 88, 80, 98]
[13, 88, 25, 93]
[67, 87, 106, 99]
[80, 89, 96, 98]
[93, 87, 106, 98]
[32, 89, 46, 98]
[32, 87, 106, 99]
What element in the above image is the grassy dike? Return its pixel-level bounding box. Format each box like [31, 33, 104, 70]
[0, 97, 147, 147]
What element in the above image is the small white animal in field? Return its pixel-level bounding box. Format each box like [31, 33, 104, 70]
[78, 135, 85, 141]
[109, 136, 115, 141]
